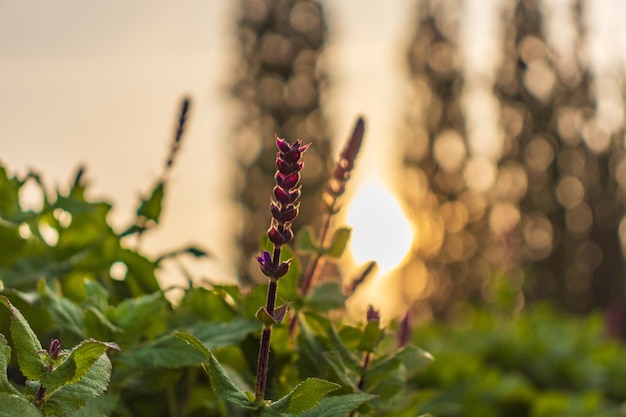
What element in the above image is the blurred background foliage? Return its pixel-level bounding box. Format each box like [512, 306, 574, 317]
[231, 0, 333, 284]
[229, 0, 626, 328]
[396, 0, 626, 324]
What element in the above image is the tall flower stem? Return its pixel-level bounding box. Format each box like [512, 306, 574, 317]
[289, 117, 365, 336]
[298, 117, 364, 295]
[254, 136, 309, 404]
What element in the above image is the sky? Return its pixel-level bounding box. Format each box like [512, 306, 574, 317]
[0, 0, 416, 289]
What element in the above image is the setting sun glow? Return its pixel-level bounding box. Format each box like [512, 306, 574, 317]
[346, 180, 414, 274]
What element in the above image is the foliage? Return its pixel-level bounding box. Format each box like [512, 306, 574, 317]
[410, 302, 626, 417]
[0, 133, 431, 415]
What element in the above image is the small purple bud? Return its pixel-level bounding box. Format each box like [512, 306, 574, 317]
[277, 159, 299, 175]
[268, 227, 287, 246]
[366, 305, 380, 323]
[276, 136, 292, 153]
[256, 250, 274, 277]
[282, 150, 302, 164]
[49, 338, 62, 360]
[288, 188, 301, 203]
[274, 260, 291, 278]
[271, 202, 299, 223]
[274, 186, 291, 205]
[281, 173, 300, 189]
[279, 204, 299, 223]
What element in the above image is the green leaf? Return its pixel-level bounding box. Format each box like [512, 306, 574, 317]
[110, 292, 167, 346]
[66, 393, 118, 417]
[41, 339, 119, 393]
[136, 182, 164, 223]
[306, 282, 346, 312]
[0, 333, 20, 395]
[357, 321, 382, 353]
[322, 351, 358, 391]
[119, 319, 259, 370]
[296, 393, 377, 417]
[178, 286, 236, 322]
[41, 353, 113, 417]
[0, 296, 46, 380]
[325, 227, 351, 258]
[296, 228, 322, 254]
[256, 307, 277, 326]
[0, 393, 42, 417]
[269, 378, 340, 414]
[174, 331, 257, 410]
[37, 281, 85, 341]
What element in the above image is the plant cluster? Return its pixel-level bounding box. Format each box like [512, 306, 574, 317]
[0, 102, 432, 416]
[410, 297, 626, 417]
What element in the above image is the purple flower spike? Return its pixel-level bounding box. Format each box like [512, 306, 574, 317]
[255, 135, 310, 404]
[257, 135, 309, 275]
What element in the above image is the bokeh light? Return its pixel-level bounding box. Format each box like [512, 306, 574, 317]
[346, 180, 414, 274]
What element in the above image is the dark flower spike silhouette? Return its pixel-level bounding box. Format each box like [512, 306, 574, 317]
[298, 117, 365, 296]
[255, 135, 309, 404]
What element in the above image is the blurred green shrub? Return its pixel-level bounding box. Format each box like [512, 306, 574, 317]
[411, 301, 626, 417]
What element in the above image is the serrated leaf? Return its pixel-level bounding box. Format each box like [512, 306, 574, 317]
[306, 282, 346, 312]
[0, 393, 42, 417]
[174, 331, 257, 410]
[0, 333, 20, 395]
[41, 353, 113, 417]
[269, 377, 340, 414]
[325, 227, 351, 258]
[0, 296, 46, 380]
[41, 339, 119, 393]
[136, 182, 164, 223]
[296, 393, 377, 417]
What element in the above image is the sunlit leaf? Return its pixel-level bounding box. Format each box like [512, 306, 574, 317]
[41, 339, 119, 393]
[41, 353, 113, 417]
[0, 296, 46, 380]
[268, 377, 340, 414]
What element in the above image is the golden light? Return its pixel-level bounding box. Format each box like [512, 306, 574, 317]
[346, 179, 414, 274]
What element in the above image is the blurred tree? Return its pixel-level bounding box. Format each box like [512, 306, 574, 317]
[400, 0, 626, 320]
[231, 0, 333, 283]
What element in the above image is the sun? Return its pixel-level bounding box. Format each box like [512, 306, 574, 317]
[346, 180, 414, 274]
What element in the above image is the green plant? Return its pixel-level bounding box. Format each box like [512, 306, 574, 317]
[0, 108, 433, 416]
